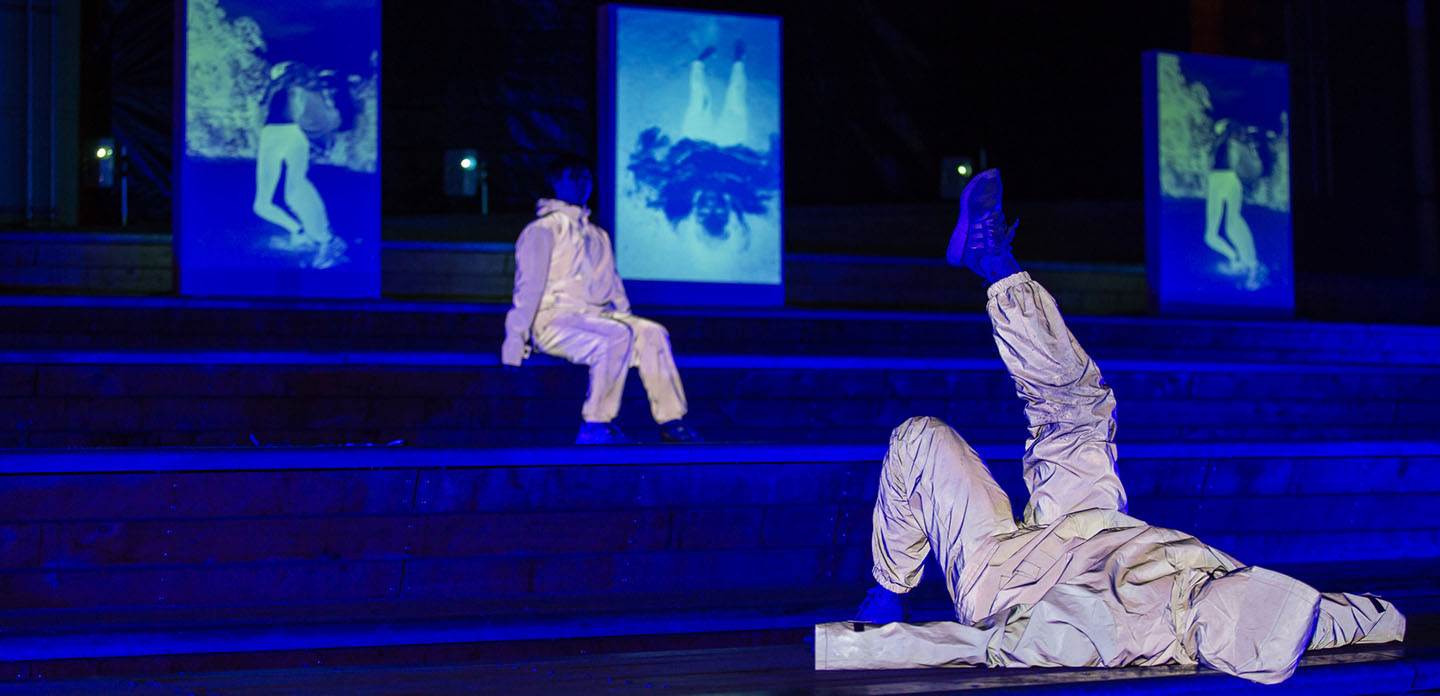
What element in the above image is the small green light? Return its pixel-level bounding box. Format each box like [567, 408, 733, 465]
[957, 164, 970, 175]
[459, 157, 475, 170]
[96, 147, 111, 159]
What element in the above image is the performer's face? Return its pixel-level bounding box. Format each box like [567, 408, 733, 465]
[551, 167, 593, 206]
[695, 190, 729, 237]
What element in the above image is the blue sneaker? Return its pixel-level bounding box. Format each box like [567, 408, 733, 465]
[945, 168, 1020, 283]
[659, 420, 703, 443]
[575, 422, 628, 445]
[853, 585, 909, 624]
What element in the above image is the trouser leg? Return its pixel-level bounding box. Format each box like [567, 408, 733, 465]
[280, 131, 333, 243]
[608, 313, 688, 423]
[715, 60, 747, 146]
[1203, 173, 1238, 264]
[987, 272, 1126, 526]
[870, 417, 1016, 611]
[253, 132, 302, 234]
[1308, 591, 1407, 649]
[681, 60, 710, 141]
[534, 311, 634, 423]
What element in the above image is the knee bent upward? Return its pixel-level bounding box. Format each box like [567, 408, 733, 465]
[629, 318, 669, 344]
[890, 416, 960, 448]
[885, 416, 970, 474]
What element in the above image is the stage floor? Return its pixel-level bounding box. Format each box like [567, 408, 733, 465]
[2, 620, 1436, 695]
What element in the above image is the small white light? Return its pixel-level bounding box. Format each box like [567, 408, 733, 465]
[957, 165, 969, 175]
[96, 147, 110, 159]
[459, 157, 475, 170]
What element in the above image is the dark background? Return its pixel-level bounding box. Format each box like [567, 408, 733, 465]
[81, 0, 1439, 275]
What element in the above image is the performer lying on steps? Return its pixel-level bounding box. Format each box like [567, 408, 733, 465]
[815, 169, 1404, 684]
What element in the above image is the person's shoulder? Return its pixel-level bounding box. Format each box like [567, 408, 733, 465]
[512, 222, 554, 254]
[520, 213, 562, 237]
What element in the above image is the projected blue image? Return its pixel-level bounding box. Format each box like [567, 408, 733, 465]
[1145, 51, 1293, 313]
[180, 0, 379, 298]
[611, 6, 781, 287]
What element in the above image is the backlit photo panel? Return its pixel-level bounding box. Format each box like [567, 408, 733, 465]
[601, 5, 782, 305]
[179, 0, 380, 298]
[1144, 50, 1293, 315]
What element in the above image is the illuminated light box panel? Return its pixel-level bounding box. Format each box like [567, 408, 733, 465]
[177, 0, 380, 298]
[1143, 50, 1294, 316]
[599, 4, 783, 306]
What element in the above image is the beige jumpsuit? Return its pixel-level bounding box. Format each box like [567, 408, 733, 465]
[502, 199, 688, 424]
[817, 273, 1405, 684]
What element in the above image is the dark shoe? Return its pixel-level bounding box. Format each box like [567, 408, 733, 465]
[945, 168, 1020, 283]
[854, 585, 909, 624]
[659, 420, 703, 443]
[575, 421, 628, 445]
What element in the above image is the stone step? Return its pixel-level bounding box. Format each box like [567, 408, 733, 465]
[4, 294, 1440, 364]
[1, 443, 1436, 617]
[3, 352, 1438, 447]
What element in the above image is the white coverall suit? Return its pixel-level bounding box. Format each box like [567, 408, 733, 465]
[502, 199, 688, 425]
[816, 273, 1405, 684]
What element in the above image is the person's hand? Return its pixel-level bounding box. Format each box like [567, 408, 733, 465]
[733, 40, 745, 62]
[697, 45, 716, 61]
[501, 339, 530, 368]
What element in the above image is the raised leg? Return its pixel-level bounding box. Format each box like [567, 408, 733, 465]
[987, 273, 1127, 527]
[680, 59, 712, 142]
[713, 59, 748, 147]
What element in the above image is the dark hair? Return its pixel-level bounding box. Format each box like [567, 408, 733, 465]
[262, 62, 313, 125]
[546, 154, 593, 185]
[627, 128, 779, 228]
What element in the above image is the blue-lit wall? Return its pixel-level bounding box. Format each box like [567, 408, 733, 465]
[177, 0, 380, 298]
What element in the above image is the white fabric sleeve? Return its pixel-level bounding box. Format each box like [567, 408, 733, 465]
[502, 221, 554, 364]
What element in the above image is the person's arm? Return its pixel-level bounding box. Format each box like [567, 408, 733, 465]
[601, 229, 631, 315]
[502, 221, 554, 366]
[610, 278, 631, 315]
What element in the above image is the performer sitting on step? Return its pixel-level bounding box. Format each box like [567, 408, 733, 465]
[815, 169, 1404, 684]
[502, 155, 702, 445]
